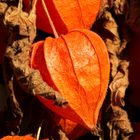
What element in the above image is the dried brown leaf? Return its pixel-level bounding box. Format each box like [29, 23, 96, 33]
[98, 11, 121, 77]
[93, 5, 132, 139]
[3, 0, 67, 107]
[107, 106, 133, 140]
[112, 0, 128, 15]
[98, 0, 128, 17]
[110, 60, 129, 106]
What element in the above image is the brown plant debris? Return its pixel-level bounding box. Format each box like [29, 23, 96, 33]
[107, 106, 133, 140]
[0, 1, 23, 136]
[2, 0, 68, 107]
[112, 0, 128, 15]
[0, 0, 137, 139]
[93, 1, 133, 139]
[98, 0, 128, 17]
[109, 60, 129, 107]
[94, 10, 129, 106]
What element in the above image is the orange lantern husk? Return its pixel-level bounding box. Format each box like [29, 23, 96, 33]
[1, 135, 36, 140]
[23, 0, 101, 35]
[30, 29, 110, 131]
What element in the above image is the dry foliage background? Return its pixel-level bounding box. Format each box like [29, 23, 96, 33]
[0, 0, 140, 139]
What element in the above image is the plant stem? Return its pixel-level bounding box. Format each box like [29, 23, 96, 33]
[41, 0, 59, 38]
[32, 0, 38, 11]
[36, 125, 42, 140]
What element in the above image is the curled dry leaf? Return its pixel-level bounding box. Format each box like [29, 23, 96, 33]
[98, 11, 121, 77]
[112, 0, 128, 15]
[98, 0, 109, 17]
[3, 0, 65, 106]
[30, 29, 110, 130]
[93, 8, 132, 139]
[98, 0, 128, 17]
[4, 0, 36, 44]
[23, 0, 101, 35]
[101, 11, 129, 107]
[0, 2, 23, 135]
[94, 10, 130, 106]
[102, 11, 129, 107]
[109, 60, 129, 107]
[107, 106, 133, 140]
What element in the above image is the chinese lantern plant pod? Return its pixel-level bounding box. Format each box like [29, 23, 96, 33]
[30, 29, 110, 130]
[1, 135, 36, 140]
[24, 0, 101, 34]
